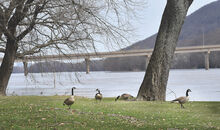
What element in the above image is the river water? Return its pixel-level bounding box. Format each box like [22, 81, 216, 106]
[7, 69, 220, 101]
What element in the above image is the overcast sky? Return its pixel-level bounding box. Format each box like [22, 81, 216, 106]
[131, 0, 218, 43]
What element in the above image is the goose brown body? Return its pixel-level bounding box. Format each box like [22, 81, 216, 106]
[95, 89, 102, 101]
[115, 93, 134, 101]
[171, 89, 192, 108]
[63, 87, 76, 109]
[63, 96, 75, 107]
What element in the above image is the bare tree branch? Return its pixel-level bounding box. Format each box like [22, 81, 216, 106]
[1, 0, 143, 57]
[0, 48, 5, 53]
[4, 0, 17, 22]
[17, 1, 47, 41]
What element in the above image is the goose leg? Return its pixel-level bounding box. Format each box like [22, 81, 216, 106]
[181, 104, 185, 109]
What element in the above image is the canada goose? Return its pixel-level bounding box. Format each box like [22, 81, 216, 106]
[95, 89, 102, 101]
[63, 87, 76, 109]
[171, 89, 192, 108]
[115, 93, 134, 101]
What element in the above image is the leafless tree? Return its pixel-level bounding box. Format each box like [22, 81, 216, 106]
[0, 0, 142, 95]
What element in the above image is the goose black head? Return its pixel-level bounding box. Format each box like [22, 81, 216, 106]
[72, 87, 76, 95]
[96, 88, 101, 93]
[186, 89, 192, 97]
[187, 89, 192, 92]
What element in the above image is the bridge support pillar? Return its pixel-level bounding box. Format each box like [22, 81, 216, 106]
[85, 58, 90, 74]
[23, 61, 28, 76]
[145, 55, 150, 69]
[205, 51, 210, 70]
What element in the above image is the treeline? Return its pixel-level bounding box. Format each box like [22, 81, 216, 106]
[28, 60, 104, 73]
[171, 52, 220, 69]
[13, 52, 220, 73]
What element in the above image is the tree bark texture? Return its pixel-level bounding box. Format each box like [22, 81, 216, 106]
[137, 0, 193, 101]
[0, 39, 18, 95]
[0, 0, 38, 95]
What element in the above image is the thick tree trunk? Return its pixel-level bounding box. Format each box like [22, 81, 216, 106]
[137, 0, 193, 101]
[0, 39, 18, 96]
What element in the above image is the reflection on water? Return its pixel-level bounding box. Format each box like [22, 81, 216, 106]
[7, 69, 220, 101]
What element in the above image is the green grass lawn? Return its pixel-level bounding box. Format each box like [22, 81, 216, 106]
[0, 96, 219, 130]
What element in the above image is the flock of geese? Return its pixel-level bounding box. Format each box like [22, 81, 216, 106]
[63, 87, 192, 109]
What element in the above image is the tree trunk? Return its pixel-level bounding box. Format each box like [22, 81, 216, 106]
[0, 39, 18, 96]
[137, 0, 193, 101]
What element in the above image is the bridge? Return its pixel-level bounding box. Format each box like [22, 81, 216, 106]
[1, 45, 220, 75]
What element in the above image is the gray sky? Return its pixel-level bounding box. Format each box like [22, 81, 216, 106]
[132, 0, 218, 43]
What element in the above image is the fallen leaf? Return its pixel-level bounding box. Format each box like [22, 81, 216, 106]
[59, 123, 65, 126]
